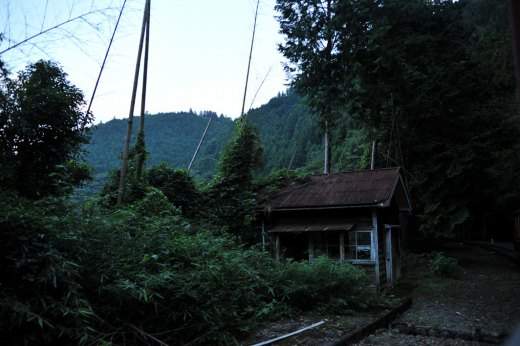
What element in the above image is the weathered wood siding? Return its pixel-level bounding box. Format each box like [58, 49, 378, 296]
[356, 263, 377, 292]
[377, 226, 387, 290]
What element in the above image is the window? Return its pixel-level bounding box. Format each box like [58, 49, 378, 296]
[313, 232, 340, 260]
[346, 230, 372, 261]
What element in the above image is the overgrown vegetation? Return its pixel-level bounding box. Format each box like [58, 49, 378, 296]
[0, 191, 371, 345]
[202, 121, 263, 240]
[428, 252, 463, 279]
[275, 0, 520, 238]
[0, 60, 93, 198]
[0, 59, 373, 344]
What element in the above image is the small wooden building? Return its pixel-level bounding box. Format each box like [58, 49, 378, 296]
[259, 168, 411, 292]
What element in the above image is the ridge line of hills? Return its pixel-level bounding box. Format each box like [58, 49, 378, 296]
[84, 90, 370, 193]
[83, 92, 309, 191]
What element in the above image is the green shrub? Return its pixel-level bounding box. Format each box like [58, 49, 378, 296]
[1, 193, 373, 345]
[274, 256, 369, 312]
[0, 192, 96, 345]
[147, 163, 200, 217]
[429, 252, 462, 278]
[80, 213, 278, 345]
[134, 186, 180, 217]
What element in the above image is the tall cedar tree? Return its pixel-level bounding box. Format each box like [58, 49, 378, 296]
[0, 60, 93, 198]
[276, 0, 520, 237]
[275, 0, 355, 172]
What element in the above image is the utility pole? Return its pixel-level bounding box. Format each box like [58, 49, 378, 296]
[135, 0, 151, 182]
[240, 0, 260, 127]
[324, 121, 331, 174]
[117, 0, 150, 206]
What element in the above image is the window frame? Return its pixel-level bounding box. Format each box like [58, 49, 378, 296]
[345, 229, 374, 264]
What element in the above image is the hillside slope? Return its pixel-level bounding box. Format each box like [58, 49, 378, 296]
[83, 91, 368, 192]
[84, 111, 233, 188]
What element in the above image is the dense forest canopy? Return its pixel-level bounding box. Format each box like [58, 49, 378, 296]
[85, 111, 233, 185]
[275, 0, 520, 237]
[86, 90, 370, 190]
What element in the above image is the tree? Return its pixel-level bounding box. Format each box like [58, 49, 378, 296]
[204, 121, 263, 240]
[0, 60, 93, 198]
[276, 0, 358, 173]
[147, 163, 200, 217]
[276, 0, 520, 237]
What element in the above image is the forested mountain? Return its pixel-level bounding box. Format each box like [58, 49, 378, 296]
[84, 111, 234, 190]
[85, 90, 372, 192]
[247, 90, 372, 174]
[83, 93, 311, 190]
[248, 91, 322, 173]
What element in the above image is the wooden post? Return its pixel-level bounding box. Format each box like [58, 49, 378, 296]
[308, 233, 314, 262]
[261, 220, 266, 251]
[370, 139, 377, 170]
[275, 234, 281, 260]
[324, 121, 331, 174]
[116, 0, 150, 206]
[339, 232, 345, 262]
[372, 209, 380, 291]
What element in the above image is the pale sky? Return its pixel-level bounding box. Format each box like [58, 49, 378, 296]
[0, 0, 289, 123]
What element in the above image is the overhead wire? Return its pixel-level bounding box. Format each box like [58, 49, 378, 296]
[86, 0, 128, 117]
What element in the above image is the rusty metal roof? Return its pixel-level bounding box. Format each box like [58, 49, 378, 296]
[262, 168, 402, 210]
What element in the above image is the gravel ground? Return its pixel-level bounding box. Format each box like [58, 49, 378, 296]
[352, 329, 494, 346]
[242, 243, 520, 345]
[354, 242, 520, 346]
[241, 312, 387, 345]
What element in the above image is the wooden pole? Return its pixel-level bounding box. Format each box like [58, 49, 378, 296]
[135, 0, 151, 182]
[371, 140, 377, 170]
[116, 0, 149, 206]
[188, 118, 212, 171]
[261, 220, 266, 251]
[339, 232, 345, 262]
[324, 121, 331, 174]
[240, 0, 260, 127]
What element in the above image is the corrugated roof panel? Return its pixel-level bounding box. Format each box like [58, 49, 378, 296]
[263, 168, 400, 210]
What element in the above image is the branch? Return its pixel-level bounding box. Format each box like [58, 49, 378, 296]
[129, 324, 170, 346]
[0, 7, 115, 56]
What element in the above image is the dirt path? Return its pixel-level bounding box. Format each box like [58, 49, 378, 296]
[353, 243, 520, 345]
